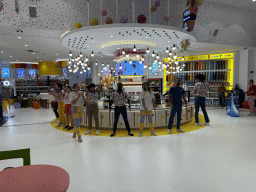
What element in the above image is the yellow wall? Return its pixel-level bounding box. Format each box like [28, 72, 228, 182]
[38, 61, 61, 76]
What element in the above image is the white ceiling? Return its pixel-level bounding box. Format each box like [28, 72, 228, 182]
[205, 0, 256, 10]
[0, 0, 253, 63]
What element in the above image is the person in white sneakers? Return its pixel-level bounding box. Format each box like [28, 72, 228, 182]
[194, 74, 210, 126]
[63, 86, 74, 130]
[139, 82, 157, 137]
[167, 78, 187, 134]
[70, 83, 86, 143]
[84, 83, 101, 135]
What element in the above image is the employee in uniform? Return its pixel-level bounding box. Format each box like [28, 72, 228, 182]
[167, 78, 187, 134]
[110, 83, 134, 137]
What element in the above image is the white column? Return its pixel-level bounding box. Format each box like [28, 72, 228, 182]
[167, 0, 170, 26]
[101, 0, 103, 25]
[116, 0, 118, 23]
[92, 62, 99, 84]
[239, 50, 249, 97]
[132, 0, 135, 23]
[149, 0, 151, 24]
[87, 1, 90, 26]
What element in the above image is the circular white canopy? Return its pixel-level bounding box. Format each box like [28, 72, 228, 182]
[62, 24, 197, 56]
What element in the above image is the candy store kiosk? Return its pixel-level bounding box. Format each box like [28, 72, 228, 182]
[164, 53, 234, 106]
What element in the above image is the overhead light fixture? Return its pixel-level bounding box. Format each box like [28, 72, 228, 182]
[144, 63, 147, 68]
[88, 66, 91, 70]
[79, 52, 83, 57]
[141, 56, 145, 61]
[10, 56, 12, 58]
[168, 56, 171, 60]
[122, 49, 125, 54]
[25, 45, 28, 47]
[102, 62, 104, 66]
[119, 64, 122, 69]
[175, 61, 179, 65]
[79, 60, 82, 63]
[56, 54, 58, 56]
[126, 54, 129, 58]
[152, 51, 155, 57]
[69, 51, 72, 57]
[159, 59, 162, 65]
[95, 61, 98, 65]
[165, 47, 169, 53]
[136, 54, 139, 58]
[154, 57, 157, 63]
[182, 56, 185, 60]
[146, 47, 150, 53]
[139, 59, 142, 64]
[172, 44, 176, 51]
[133, 45, 136, 51]
[18, 37, 21, 39]
[72, 58, 75, 62]
[110, 36, 113, 38]
[156, 53, 160, 59]
[85, 56, 88, 62]
[85, 63, 87, 66]
[149, 65, 152, 70]
[129, 58, 132, 64]
[98, 73, 101, 75]
[68, 59, 71, 64]
[75, 56, 78, 61]
[33, 53, 35, 54]
[169, 50, 173, 56]
[91, 51, 94, 57]
[173, 53, 177, 59]
[80, 70, 83, 74]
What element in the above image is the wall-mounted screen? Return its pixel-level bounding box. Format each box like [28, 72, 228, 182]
[115, 61, 144, 76]
[17, 69, 25, 78]
[103, 66, 110, 74]
[2, 68, 10, 78]
[28, 69, 36, 78]
[151, 62, 160, 74]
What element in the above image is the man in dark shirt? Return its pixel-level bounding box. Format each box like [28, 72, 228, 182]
[168, 78, 187, 134]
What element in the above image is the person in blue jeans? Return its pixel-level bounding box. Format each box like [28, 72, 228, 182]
[194, 74, 210, 126]
[168, 78, 187, 134]
[110, 83, 134, 137]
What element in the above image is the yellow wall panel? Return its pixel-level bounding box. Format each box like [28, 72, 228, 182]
[38, 61, 61, 76]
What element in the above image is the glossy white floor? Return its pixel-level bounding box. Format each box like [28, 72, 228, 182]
[1, 106, 256, 192]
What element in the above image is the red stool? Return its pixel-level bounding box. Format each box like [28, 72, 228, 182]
[0, 165, 70, 192]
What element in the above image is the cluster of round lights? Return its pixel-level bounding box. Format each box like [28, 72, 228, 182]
[68, 51, 92, 74]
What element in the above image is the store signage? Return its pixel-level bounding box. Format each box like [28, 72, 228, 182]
[182, 6, 199, 32]
[164, 53, 234, 62]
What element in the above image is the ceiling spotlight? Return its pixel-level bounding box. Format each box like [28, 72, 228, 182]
[165, 47, 169, 53]
[152, 51, 155, 57]
[68, 65, 71, 69]
[172, 44, 176, 51]
[68, 59, 71, 64]
[25, 45, 28, 47]
[18, 37, 21, 39]
[110, 36, 113, 38]
[146, 47, 150, 53]
[33, 53, 35, 54]
[122, 49, 125, 54]
[85, 63, 87, 66]
[80, 70, 83, 74]
[98, 73, 101, 75]
[79, 60, 82, 63]
[156, 53, 160, 59]
[69, 69, 72, 72]
[88, 67, 91, 70]
[10, 56, 12, 58]
[129, 58, 132, 64]
[144, 63, 147, 68]
[149, 65, 152, 70]
[133, 45, 136, 51]
[72, 58, 75, 62]
[173, 53, 177, 59]
[91, 51, 94, 57]
[75, 56, 78, 61]
[69, 51, 72, 57]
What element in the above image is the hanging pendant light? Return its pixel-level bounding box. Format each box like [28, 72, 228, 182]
[173, 53, 177, 59]
[85, 63, 87, 67]
[159, 59, 162, 65]
[154, 57, 157, 63]
[146, 47, 150, 53]
[79, 52, 83, 58]
[69, 51, 72, 57]
[139, 59, 142, 64]
[168, 56, 171, 60]
[182, 56, 185, 60]
[75, 56, 78, 61]
[152, 51, 155, 57]
[172, 44, 176, 51]
[88, 66, 91, 70]
[80, 69, 83, 74]
[72, 57, 75, 62]
[84, 69, 87, 72]
[144, 62, 147, 68]
[175, 61, 179, 65]
[169, 50, 173, 56]
[129, 58, 132, 64]
[85, 56, 89, 62]
[68, 59, 71, 64]
[165, 47, 169, 53]
[156, 53, 160, 59]
[141, 56, 145, 61]
[91, 51, 94, 57]
[119, 64, 122, 69]
[122, 49, 125, 54]
[149, 64, 152, 70]
[102, 62, 104, 66]
[133, 45, 136, 51]
[95, 61, 98, 65]
[136, 54, 140, 58]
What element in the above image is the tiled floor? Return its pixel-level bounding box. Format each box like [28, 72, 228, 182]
[1, 106, 256, 192]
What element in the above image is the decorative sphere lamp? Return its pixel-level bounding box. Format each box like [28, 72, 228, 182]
[120, 15, 128, 23]
[154, 0, 160, 7]
[74, 23, 82, 29]
[137, 15, 146, 23]
[101, 9, 107, 16]
[164, 15, 169, 21]
[90, 18, 99, 26]
[151, 5, 157, 12]
[106, 17, 113, 24]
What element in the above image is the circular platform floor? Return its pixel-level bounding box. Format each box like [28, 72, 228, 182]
[51, 114, 207, 137]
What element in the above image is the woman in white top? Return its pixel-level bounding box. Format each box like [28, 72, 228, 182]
[69, 83, 86, 143]
[63, 86, 74, 130]
[139, 82, 157, 137]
